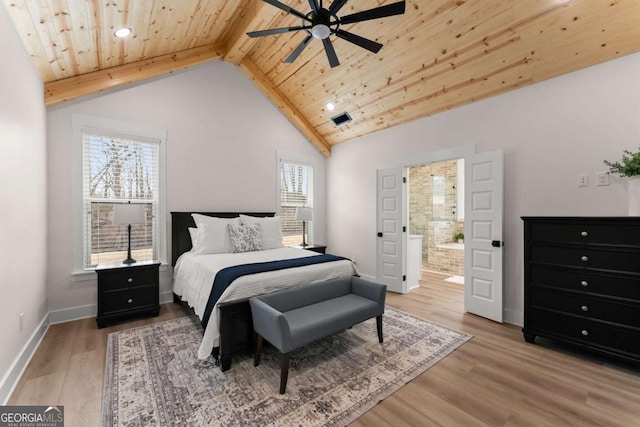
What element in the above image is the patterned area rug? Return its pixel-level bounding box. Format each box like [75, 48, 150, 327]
[101, 307, 471, 426]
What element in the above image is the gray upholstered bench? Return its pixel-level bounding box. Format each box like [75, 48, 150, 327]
[249, 276, 386, 393]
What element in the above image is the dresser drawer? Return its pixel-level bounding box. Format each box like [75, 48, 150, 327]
[530, 245, 640, 273]
[101, 286, 157, 315]
[530, 288, 640, 328]
[529, 222, 640, 246]
[530, 267, 640, 300]
[99, 266, 158, 290]
[528, 309, 640, 357]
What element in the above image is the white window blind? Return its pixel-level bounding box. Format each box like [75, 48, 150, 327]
[280, 160, 314, 246]
[82, 129, 159, 268]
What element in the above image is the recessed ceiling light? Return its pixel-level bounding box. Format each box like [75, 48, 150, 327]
[326, 102, 335, 111]
[114, 27, 132, 38]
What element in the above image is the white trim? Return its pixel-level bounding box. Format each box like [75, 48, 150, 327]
[504, 308, 523, 327]
[49, 304, 96, 325]
[0, 313, 50, 405]
[71, 114, 168, 272]
[2, 299, 180, 403]
[160, 291, 176, 304]
[276, 150, 325, 245]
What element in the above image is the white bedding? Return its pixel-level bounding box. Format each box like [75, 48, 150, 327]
[172, 247, 357, 359]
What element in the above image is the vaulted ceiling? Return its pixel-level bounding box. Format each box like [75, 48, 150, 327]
[4, 0, 639, 156]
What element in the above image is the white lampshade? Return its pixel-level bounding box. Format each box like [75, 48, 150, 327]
[112, 203, 146, 225]
[295, 207, 313, 221]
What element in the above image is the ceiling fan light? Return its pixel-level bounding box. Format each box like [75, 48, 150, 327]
[311, 24, 331, 40]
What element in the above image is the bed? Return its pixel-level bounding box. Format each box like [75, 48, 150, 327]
[170, 212, 357, 370]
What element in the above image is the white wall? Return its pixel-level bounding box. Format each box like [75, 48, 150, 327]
[46, 60, 326, 313]
[0, 4, 47, 401]
[327, 53, 640, 324]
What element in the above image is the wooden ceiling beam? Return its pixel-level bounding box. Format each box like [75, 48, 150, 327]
[44, 44, 224, 106]
[224, 2, 282, 65]
[238, 58, 332, 157]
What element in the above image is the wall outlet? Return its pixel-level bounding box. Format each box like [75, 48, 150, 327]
[19, 313, 24, 331]
[578, 174, 589, 187]
[596, 172, 610, 186]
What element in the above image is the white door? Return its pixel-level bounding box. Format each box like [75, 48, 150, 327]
[376, 168, 407, 293]
[464, 150, 504, 322]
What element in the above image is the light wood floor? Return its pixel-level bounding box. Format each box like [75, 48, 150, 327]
[9, 272, 640, 426]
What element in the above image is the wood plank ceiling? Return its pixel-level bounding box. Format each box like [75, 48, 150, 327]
[3, 0, 639, 156]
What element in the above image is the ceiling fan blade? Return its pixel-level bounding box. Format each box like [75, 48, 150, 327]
[334, 29, 383, 53]
[263, 0, 311, 22]
[308, 0, 319, 13]
[322, 38, 340, 68]
[340, 1, 406, 25]
[247, 26, 308, 38]
[284, 35, 313, 63]
[329, 0, 349, 14]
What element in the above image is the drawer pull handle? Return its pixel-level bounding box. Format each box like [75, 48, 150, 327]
[581, 330, 589, 336]
[581, 231, 588, 237]
[127, 298, 133, 304]
[581, 256, 588, 262]
[581, 305, 589, 312]
[581, 280, 588, 287]
[128, 278, 133, 283]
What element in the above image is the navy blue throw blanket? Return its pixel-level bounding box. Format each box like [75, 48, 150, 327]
[201, 254, 348, 329]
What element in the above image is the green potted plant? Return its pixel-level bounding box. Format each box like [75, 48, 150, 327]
[604, 147, 640, 177]
[604, 146, 640, 216]
[454, 232, 464, 243]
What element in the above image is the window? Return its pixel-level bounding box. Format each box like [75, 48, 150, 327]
[279, 160, 314, 246]
[74, 115, 167, 272]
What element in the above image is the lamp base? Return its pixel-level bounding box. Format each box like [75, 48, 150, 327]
[299, 243, 309, 248]
[122, 257, 136, 265]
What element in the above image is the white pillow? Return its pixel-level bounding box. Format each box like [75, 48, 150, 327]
[188, 227, 199, 252]
[191, 214, 240, 254]
[239, 215, 284, 249]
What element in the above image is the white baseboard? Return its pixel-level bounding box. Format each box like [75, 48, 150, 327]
[3, 295, 178, 404]
[49, 304, 96, 325]
[0, 313, 50, 405]
[504, 308, 523, 327]
[160, 290, 175, 304]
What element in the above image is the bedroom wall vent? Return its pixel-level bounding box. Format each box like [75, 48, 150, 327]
[331, 112, 352, 126]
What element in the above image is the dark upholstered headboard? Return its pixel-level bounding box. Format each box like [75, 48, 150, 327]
[170, 212, 275, 266]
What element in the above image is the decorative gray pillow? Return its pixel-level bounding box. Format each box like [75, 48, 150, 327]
[227, 224, 263, 253]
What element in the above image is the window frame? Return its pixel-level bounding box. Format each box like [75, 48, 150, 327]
[72, 114, 167, 276]
[277, 150, 321, 246]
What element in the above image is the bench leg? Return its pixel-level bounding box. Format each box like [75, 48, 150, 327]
[254, 335, 263, 367]
[280, 352, 290, 394]
[376, 315, 383, 343]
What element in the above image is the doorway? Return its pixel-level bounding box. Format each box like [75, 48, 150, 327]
[375, 147, 504, 322]
[408, 159, 465, 291]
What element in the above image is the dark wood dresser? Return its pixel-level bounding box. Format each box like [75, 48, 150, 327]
[96, 260, 161, 328]
[522, 217, 640, 365]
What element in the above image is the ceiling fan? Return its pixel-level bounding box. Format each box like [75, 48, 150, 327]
[247, 0, 406, 68]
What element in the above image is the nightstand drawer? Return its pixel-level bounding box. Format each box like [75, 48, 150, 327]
[101, 287, 157, 315]
[96, 261, 160, 327]
[99, 266, 158, 290]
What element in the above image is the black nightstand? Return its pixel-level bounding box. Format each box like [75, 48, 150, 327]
[291, 244, 327, 254]
[96, 260, 161, 328]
